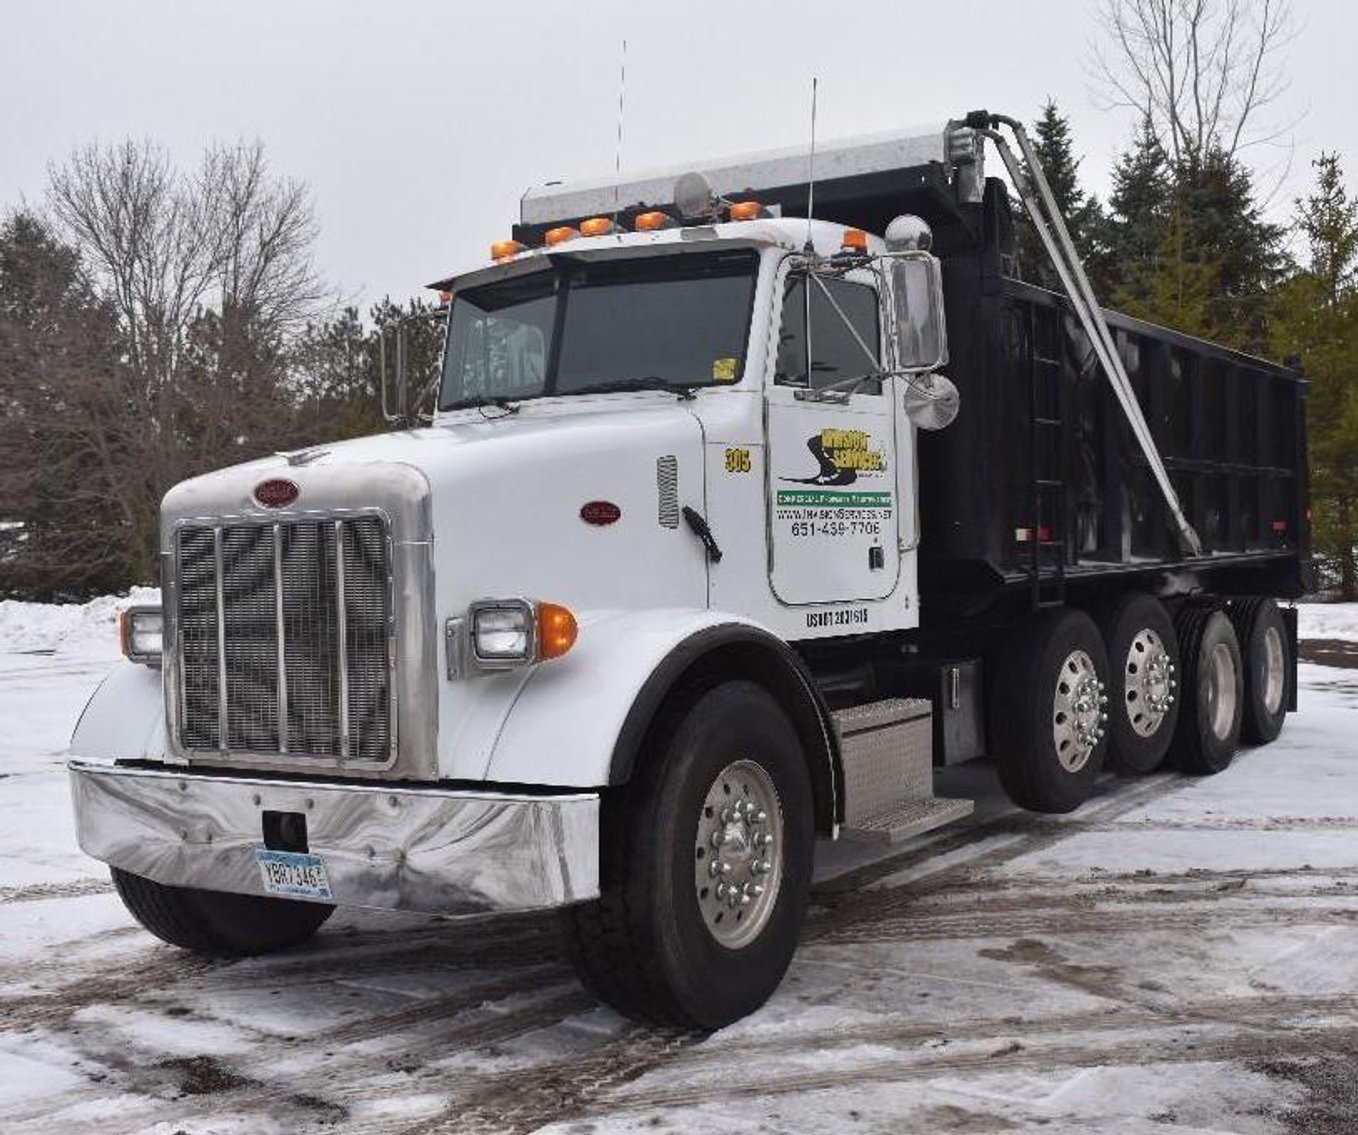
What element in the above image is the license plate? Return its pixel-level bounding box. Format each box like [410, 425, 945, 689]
[254, 849, 333, 901]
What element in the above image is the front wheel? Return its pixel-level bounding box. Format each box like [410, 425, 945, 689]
[560, 680, 814, 1030]
[112, 868, 334, 956]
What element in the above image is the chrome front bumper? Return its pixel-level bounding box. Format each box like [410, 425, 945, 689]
[69, 760, 599, 915]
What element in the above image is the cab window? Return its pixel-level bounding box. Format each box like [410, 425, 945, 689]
[775, 276, 881, 394]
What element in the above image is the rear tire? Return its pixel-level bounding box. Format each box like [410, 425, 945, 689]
[111, 868, 334, 957]
[1170, 606, 1243, 775]
[1226, 597, 1289, 745]
[560, 680, 813, 1030]
[991, 607, 1111, 813]
[1098, 593, 1181, 775]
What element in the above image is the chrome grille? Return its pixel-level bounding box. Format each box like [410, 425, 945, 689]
[176, 516, 393, 761]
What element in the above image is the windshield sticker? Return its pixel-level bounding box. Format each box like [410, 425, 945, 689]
[712, 357, 739, 383]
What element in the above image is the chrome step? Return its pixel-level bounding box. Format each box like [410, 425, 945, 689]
[840, 797, 975, 845]
[832, 698, 973, 842]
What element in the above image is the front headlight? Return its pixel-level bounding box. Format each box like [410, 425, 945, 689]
[470, 599, 536, 666]
[119, 607, 163, 666]
[453, 598, 579, 676]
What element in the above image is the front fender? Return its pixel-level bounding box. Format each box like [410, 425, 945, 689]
[481, 608, 769, 786]
[70, 660, 168, 761]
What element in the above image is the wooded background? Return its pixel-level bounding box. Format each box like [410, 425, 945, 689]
[1, 0, 1354, 600]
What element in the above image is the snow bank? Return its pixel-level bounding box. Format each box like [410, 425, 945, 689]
[0, 587, 161, 658]
[1296, 601, 1358, 643]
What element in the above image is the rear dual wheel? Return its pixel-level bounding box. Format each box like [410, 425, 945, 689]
[1170, 606, 1244, 775]
[1099, 594, 1181, 775]
[991, 608, 1111, 813]
[1227, 597, 1290, 745]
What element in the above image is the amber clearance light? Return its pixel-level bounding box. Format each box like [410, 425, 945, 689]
[634, 211, 676, 231]
[536, 602, 578, 660]
[728, 200, 762, 221]
[544, 226, 580, 247]
[841, 228, 869, 252]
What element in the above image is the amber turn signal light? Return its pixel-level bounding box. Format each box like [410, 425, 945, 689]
[536, 602, 578, 660]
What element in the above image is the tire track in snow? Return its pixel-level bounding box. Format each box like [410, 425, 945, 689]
[0, 878, 113, 904]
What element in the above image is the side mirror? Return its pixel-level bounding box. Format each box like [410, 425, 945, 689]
[378, 324, 407, 425]
[380, 306, 447, 427]
[889, 254, 948, 373]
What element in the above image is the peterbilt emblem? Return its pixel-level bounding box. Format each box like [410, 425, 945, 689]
[254, 479, 300, 509]
[580, 501, 621, 526]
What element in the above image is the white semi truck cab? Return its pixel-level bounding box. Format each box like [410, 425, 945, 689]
[69, 115, 1308, 1028]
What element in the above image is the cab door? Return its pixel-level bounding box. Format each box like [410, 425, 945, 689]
[766, 266, 900, 606]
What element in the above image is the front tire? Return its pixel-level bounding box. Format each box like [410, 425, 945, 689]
[991, 607, 1111, 814]
[112, 868, 334, 956]
[560, 680, 814, 1030]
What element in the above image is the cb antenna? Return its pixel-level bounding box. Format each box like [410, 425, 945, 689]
[804, 76, 819, 253]
[612, 38, 628, 224]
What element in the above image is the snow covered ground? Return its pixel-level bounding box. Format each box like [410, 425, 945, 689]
[0, 598, 1355, 1134]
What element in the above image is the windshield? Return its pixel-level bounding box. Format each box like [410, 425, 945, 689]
[439, 249, 759, 410]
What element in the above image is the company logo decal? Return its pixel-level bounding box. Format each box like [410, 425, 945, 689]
[253, 479, 300, 509]
[777, 428, 889, 510]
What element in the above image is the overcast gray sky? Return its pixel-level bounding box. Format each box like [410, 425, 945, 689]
[2, 0, 1353, 311]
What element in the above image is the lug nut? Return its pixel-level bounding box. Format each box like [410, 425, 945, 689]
[753, 859, 771, 875]
[749, 883, 764, 897]
[711, 830, 727, 849]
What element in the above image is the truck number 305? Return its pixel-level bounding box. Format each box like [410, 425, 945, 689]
[724, 447, 752, 474]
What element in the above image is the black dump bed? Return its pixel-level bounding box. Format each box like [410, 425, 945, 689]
[914, 180, 1310, 618]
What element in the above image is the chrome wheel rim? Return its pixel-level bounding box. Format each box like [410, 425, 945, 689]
[1123, 628, 1177, 738]
[1262, 625, 1285, 716]
[695, 759, 783, 949]
[1206, 641, 1239, 740]
[1052, 649, 1107, 772]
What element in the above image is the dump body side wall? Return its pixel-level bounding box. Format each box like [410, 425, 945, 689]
[915, 181, 1310, 621]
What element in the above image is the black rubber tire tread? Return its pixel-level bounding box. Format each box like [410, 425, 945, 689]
[1225, 596, 1289, 745]
[111, 867, 334, 957]
[1097, 593, 1182, 776]
[1169, 605, 1244, 776]
[990, 607, 1111, 814]
[559, 679, 813, 1031]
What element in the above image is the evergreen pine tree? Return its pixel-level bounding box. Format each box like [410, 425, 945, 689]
[1104, 118, 1172, 305]
[1270, 154, 1358, 597]
[1014, 100, 1104, 290]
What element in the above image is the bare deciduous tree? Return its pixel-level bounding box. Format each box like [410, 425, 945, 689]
[1092, 0, 1296, 164]
[25, 140, 334, 587]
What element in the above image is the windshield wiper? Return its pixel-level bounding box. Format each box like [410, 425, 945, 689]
[566, 377, 696, 399]
[443, 395, 521, 414]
